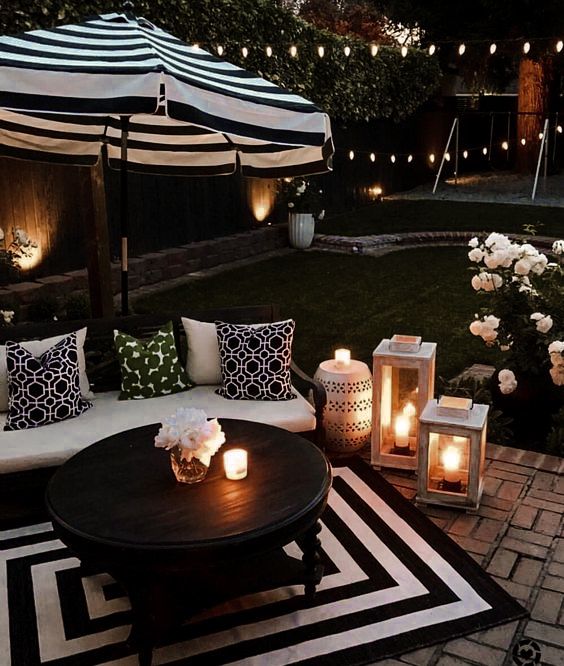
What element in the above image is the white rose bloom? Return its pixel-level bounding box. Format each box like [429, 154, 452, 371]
[484, 252, 501, 269]
[468, 248, 484, 263]
[530, 254, 548, 275]
[530, 312, 544, 321]
[514, 258, 532, 275]
[471, 274, 483, 291]
[536, 315, 553, 333]
[498, 369, 516, 383]
[549, 366, 564, 386]
[492, 273, 503, 289]
[499, 380, 518, 394]
[551, 239, 564, 255]
[520, 243, 538, 257]
[468, 237, 479, 248]
[481, 328, 498, 342]
[484, 314, 500, 328]
[297, 183, 306, 194]
[548, 340, 564, 354]
[469, 320, 483, 336]
[485, 232, 510, 250]
[500, 345, 510, 352]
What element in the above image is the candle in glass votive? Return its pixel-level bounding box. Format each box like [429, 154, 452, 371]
[442, 445, 461, 483]
[224, 449, 248, 480]
[334, 348, 351, 368]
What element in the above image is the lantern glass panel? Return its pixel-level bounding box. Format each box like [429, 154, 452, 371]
[427, 433, 470, 495]
[380, 365, 419, 457]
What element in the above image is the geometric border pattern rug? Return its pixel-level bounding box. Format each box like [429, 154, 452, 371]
[1, 458, 527, 666]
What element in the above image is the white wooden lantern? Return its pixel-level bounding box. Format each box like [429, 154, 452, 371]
[417, 398, 489, 511]
[371, 336, 436, 470]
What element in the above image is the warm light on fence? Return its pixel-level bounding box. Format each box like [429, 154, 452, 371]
[247, 179, 276, 223]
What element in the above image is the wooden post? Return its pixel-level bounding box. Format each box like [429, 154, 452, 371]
[83, 158, 114, 317]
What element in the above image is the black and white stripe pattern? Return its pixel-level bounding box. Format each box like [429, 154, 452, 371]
[0, 12, 333, 177]
[1, 460, 525, 665]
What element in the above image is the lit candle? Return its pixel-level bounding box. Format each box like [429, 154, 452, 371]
[334, 348, 351, 368]
[394, 414, 410, 448]
[403, 401, 416, 418]
[223, 449, 248, 480]
[442, 445, 461, 483]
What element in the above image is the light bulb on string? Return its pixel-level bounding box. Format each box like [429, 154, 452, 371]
[370, 44, 378, 56]
[401, 45, 408, 57]
[482, 147, 488, 155]
[463, 150, 468, 159]
[521, 138, 526, 145]
[458, 43, 466, 56]
[557, 40, 564, 53]
[318, 45, 325, 58]
[266, 45, 273, 57]
[390, 154, 396, 163]
[558, 126, 563, 133]
[523, 41, 531, 54]
[489, 43, 497, 55]
[344, 45, 351, 57]
[501, 140, 509, 150]
[539, 132, 544, 139]
[445, 152, 451, 161]
[370, 153, 376, 162]
[428, 44, 436, 56]
[289, 45, 297, 58]
[407, 154, 413, 163]
[429, 153, 435, 164]
[192, 43, 200, 50]
[241, 46, 248, 58]
[217, 45, 224, 56]
[349, 150, 355, 161]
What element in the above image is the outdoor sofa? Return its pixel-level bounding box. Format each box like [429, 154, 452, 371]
[0, 305, 326, 518]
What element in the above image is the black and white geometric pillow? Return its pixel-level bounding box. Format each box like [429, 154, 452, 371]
[4, 333, 92, 431]
[215, 320, 296, 401]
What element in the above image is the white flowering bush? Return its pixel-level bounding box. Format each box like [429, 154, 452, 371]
[0, 226, 39, 285]
[468, 232, 564, 447]
[154, 407, 225, 466]
[277, 177, 325, 219]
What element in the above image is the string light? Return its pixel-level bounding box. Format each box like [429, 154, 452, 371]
[401, 45, 408, 57]
[463, 150, 468, 159]
[241, 46, 248, 58]
[428, 44, 436, 56]
[192, 43, 200, 49]
[558, 125, 563, 133]
[523, 41, 531, 54]
[289, 45, 297, 58]
[501, 140, 509, 150]
[390, 154, 396, 163]
[266, 45, 273, 57]
[349, 150, 355, 160]
[216, 45, 224, 56]
[344, 45, 351, 57]
[521, 138, 527, 145]
[370, 152, 376, 162]
[445, 152, 451, 161]
[489, 43, 497, 55]
[429, 153, 435, 163]
[407, 154, 413, 163]
[539, 132, 544, 139]
[370, 44, 378, 56]
[318, 45, 325, 58]
[482, 147, 488, 155]
[557, 40, 564, 53]
[458, 43, 466, 56]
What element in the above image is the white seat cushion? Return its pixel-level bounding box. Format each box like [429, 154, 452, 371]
[0, 386, 316, 474]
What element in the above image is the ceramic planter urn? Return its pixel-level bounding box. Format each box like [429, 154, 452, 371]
[288, 212, 315, 249]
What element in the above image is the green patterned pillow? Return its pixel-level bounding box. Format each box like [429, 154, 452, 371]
[114, 321, 192, 400]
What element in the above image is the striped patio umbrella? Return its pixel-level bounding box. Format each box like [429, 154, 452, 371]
[0, 5, 333, 313]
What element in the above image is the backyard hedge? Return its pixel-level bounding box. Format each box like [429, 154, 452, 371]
[0, 0, 441, 122]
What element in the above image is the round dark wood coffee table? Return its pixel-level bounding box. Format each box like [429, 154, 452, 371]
[46, 418, 331, 666]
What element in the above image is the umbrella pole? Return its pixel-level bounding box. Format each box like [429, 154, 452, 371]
[120, 116, 130, 316]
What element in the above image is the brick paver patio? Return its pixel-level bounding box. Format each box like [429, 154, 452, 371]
[362, 444, 564, 666]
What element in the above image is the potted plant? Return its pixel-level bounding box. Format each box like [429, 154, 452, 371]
[277, 177, 325, 249]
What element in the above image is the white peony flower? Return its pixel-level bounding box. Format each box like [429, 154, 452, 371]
[536, 315, 553, 333]
[468, 237, 479, 248]
[469, 320, 483, 336]
[154, 408, 225, 465]
[0, 310, 14, 324]
[484, 314, 500, 328]
[498, 368, 517, 394]
[530, 254, 548, 275]
[514, 258, 532, 276]
[481, 327, 498, 343]
[550, 366, 564, 386]
[551, 239, 564, 255]
[548, 340, 564, 354]
[468, 248, 484, 263]
[485, 232, 511, 250]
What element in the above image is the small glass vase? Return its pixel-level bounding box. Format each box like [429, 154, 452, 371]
[170, 446, 208, 484]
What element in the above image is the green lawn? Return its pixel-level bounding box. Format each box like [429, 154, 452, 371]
[320, 199, 564, 237]
[134, 246, 500, 380]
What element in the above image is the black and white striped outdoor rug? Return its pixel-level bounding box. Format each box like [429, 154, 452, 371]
[1, 458, 526, 665]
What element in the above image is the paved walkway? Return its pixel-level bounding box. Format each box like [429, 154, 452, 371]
[362, 444, 564, 666]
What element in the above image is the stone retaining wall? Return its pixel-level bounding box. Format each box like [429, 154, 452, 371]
[0, 225, 288, 314]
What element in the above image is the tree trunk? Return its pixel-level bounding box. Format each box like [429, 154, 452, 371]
[516, 57, 555, 173]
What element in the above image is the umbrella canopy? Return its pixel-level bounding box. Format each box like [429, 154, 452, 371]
[0, 11, 333, 177]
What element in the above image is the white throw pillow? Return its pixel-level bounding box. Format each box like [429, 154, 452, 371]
[0, 327, 92, 411]
[181, 318, 222, 385]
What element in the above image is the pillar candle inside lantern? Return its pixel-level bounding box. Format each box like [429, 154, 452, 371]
[442, 445, 461, 483]
[334, 348, 351, 368]
[394, 414, 410, 448]
[224, 449, 248, 480]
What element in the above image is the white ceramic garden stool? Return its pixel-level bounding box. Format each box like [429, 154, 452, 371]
[288, 212, 315, 249]
[314, 359, 372, 453]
